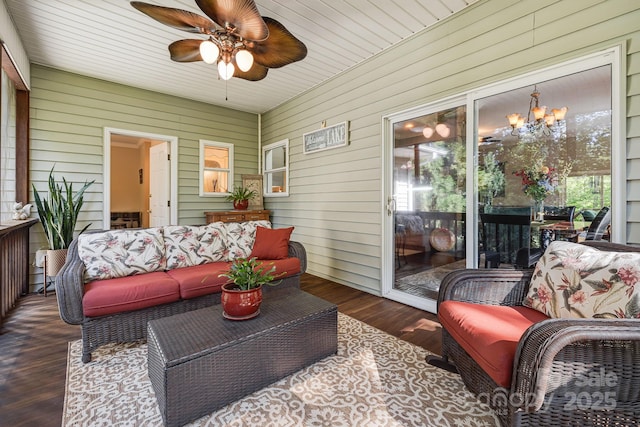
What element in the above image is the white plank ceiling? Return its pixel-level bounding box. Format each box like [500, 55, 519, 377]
[4, 0, 479, 113]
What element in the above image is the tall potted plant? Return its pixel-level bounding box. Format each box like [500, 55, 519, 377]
[218, 257, 283, 320]
[33, 168, 94, 276]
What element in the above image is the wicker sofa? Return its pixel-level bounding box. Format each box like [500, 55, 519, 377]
[55, 221, 307, 363]
[433, 241, 640, 426]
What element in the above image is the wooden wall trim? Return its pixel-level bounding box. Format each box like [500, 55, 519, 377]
[15, 90, 29, 204]
[1, 41, 30, 204]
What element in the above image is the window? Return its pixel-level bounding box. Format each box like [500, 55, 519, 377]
[263, 139, 289, 196]
[199, 140, 233, 196]
[1, 68, 17, 220]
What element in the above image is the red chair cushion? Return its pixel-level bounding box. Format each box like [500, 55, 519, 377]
[438, 301, 550, 388]
[167, 262, 231, 299]
[83, 272, 180, 317]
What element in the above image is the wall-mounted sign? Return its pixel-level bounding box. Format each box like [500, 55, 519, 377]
[303, 121, 348, 154]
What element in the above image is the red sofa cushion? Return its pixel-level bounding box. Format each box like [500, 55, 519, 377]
[83, 272, 180, 317]
[167, 262, 231, 299]
[259, 257, 301, 279]
[438, 301, 550, 388]
[169, 258, 302, 299]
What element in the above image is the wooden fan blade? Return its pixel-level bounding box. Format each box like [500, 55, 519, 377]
[233, 63, 268, 81]
[131, 1, 215, 34]
[195, 0, 268, 41]
[168, 40, 203, 62]
[247, 17, 307, 68]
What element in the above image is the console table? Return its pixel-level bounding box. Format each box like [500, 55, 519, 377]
[205, 209, 270, 223]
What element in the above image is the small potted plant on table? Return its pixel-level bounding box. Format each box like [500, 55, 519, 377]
[225, 186, 257, 210]
[218, 257, 283, 320]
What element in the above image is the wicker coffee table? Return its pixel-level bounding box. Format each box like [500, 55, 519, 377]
[147, 287, 338, 427]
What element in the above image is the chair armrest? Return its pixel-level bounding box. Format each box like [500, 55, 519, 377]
[512, 318, 640, 412]
[54, 238, 86, 325]
[288, 241, 307, 274]
[438, 268, 533, 308]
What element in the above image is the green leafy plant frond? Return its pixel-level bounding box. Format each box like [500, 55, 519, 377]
[225, 186, 257, 202]
[218, 257, 284, 290]
[33, 167, 95, 250]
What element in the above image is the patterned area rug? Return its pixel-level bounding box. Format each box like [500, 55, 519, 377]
[63, 313, 499, 426]
[395, 259, 468, 300]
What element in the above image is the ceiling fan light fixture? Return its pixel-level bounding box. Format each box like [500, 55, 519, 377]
[199, 40, 219, 64]
[218, 61, 235, 80]
[235, 49, 254, 72]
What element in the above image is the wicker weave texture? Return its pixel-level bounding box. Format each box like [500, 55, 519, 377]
[147, 288, 338, 427]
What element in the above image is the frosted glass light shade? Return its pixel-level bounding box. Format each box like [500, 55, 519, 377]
[422, 127, 434, 138]
[552, 107, 568, 121]
[544, 114, 555, 126]
[435, 123, 450, 138]
[218, 61, 235, 80]
[506, 113, 521, 126]
[199, 40, 219, 64]
[235, 50, 254, 72]
[532, 105, 546, 120]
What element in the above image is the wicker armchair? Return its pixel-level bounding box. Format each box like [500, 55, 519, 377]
[432, 241, 640, 427]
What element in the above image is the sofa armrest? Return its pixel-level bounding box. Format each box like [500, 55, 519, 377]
[438, 268, 533, 308]
[54, 238, 86, 325]
[512, 318, 640, 412]
[288, 241, 307, 274]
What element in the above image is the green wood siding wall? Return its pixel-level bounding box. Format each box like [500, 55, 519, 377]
[28, 65, 257, 288]
[261, 0, 640, 295]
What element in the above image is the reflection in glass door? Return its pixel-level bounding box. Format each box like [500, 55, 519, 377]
[476, 65, 612, 268]
[392, 105, 466, 303]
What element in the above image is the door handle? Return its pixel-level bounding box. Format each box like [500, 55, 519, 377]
[386, 196, 396, 216]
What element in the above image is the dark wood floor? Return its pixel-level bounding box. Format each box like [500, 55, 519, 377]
[0, 273, 442, 427]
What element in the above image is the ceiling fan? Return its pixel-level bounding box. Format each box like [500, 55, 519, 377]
[130, 0, 307, 81]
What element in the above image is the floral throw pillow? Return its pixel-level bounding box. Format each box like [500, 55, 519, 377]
[163, 223, 227, 269]
[78, 228, 166, 282]
[523, 241, 640, 319]
[226, 220, 271, 260]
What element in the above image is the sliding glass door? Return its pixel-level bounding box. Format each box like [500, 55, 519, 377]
[383, 48, 619, 313]
[389, 102, 467, 311]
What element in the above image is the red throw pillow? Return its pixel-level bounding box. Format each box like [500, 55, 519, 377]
[250, 226, 294, 260]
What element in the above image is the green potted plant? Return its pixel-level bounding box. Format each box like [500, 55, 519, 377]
[225, 185, 257, 210]
[218, 257, 283, 320]
[33, 167, 94, 276]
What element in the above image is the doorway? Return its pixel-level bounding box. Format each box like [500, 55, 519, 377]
[103, 128, 178, 229]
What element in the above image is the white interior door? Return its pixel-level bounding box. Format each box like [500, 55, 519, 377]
[149, 142, 170, 227]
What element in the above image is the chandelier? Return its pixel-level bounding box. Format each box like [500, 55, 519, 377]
[506, 86, 568, 136]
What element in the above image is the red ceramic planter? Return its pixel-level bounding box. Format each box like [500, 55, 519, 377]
[221, 283, 263, 320]
[233, 200, 249, 210]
